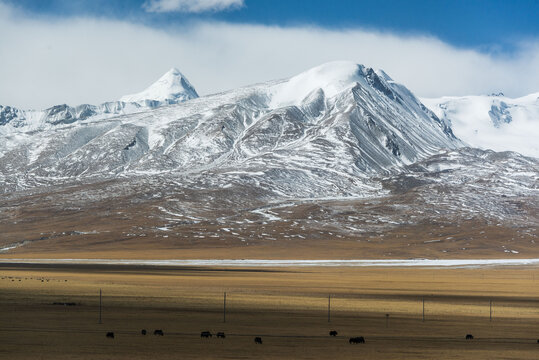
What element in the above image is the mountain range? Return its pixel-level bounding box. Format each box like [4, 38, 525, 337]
[0, 62, 537, 259]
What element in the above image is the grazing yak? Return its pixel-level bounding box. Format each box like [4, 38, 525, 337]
[329, 330, 338, 336]
[154, 329, 164, 336]
[349, 336, 365, 344]
[201, 331, 212, 338]
[141, 329, 147, 335]
[217, 332, 226, 338]
[254, 337, 263, 344]
[106, 332, 114, 339]
[466, 334, 474, 340]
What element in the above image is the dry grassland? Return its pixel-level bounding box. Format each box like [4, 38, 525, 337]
[1, 264, 539, 359]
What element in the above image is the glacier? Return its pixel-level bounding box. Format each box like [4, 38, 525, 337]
[422, 93, 539, 158]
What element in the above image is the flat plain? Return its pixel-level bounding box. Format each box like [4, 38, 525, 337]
[1, 263, 538, 359]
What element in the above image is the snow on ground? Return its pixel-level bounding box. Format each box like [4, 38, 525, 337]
[0, 242, 28, 252]
[1, 258, 539, 268]
[251, 209, 281, 221]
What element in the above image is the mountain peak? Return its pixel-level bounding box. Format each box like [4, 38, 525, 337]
[120, 68, 199, 104]
[269, 61, 402, 109]
[166, 67, 182, 75]
[269, 61, 362, 107]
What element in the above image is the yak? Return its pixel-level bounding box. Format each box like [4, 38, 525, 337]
[349, 336, 365, 344]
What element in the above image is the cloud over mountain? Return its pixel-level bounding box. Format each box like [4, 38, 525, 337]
[143, 0, 244, 13]
[0, 1, 538, 109]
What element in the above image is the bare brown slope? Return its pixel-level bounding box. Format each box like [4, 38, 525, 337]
[1, 178, 536, 259]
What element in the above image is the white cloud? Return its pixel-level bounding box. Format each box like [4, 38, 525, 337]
[143, 0, 244, 13]
[0, 2, 538, 109]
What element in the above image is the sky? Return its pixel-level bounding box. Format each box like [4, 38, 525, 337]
[1, 0, 538, 109]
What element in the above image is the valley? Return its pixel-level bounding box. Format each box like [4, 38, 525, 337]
[1, 263, 538, 359]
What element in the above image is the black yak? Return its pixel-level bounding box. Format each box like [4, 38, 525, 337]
[201, 331, 212, 338]
[154, 329, 164, 336]
[349, 336, 365, 344]
[106, 332, 114, 339]
[254, 337, 263, 344]
[329, 330, 338, 336]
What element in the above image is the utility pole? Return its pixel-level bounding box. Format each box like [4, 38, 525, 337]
[489, 300, 492, 321]
[223, 292, 226, 323]
[422, 297, 425, 322]
[328, 294, 331, 323]
[99, 289, 102, 324]
[386, 313, 390, 328]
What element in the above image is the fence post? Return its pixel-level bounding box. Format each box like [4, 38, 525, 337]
[223, 292, 226, 323]
[328, 294, 331, 323]
[99, 289, 102, 324]
[422, 296, 425, 322]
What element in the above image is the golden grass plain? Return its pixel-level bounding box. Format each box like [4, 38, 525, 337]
[1, 264, 539, 359]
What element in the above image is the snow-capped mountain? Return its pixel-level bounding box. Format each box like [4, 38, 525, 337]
[1, 62, 537, 258]
[0, 67, 198, 132]
[421, 93, 539, 158]
[0, 61, 461, 195]
[120, 68, 198, 104]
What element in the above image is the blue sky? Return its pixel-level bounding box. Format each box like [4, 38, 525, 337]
[1, 0, 539, 108]
[6, 0, 538, 52]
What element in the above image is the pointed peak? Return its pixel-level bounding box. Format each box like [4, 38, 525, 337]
[162, 67, 185, 78]
[120, 68, 198, 104]
[168, 67, 182, 73]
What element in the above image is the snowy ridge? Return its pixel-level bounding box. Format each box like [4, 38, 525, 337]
[422, 93, 539, 158]
[0, 67, 199, 134]
[0, 61, 463, 196]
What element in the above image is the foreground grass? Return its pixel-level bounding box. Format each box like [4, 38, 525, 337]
[0, 264, 538, 359]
